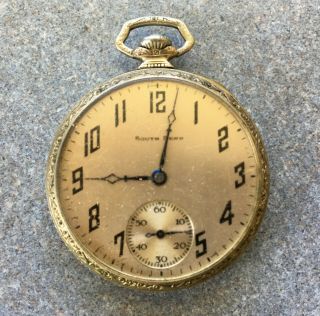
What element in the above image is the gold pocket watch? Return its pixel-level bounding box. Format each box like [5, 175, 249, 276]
[46, 16, 269, 290]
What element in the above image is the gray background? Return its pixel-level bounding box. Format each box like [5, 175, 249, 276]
[1, 0, 319, 315]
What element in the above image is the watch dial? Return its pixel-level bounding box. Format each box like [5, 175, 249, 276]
[56, 79, 262, 283]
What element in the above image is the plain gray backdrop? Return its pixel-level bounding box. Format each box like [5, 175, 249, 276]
[0, 1, 319, 315]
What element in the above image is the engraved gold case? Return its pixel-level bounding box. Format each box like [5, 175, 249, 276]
[46, 17, 269, 290]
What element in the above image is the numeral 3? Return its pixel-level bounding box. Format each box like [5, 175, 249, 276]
[235, 162, 245, 188]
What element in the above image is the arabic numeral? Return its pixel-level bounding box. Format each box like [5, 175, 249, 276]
[156, 255, 168, 263]
[150, 91, 166, 113]
[220, 200, 234, 225]
[235, 161, 245, 188]
[115, 100, 126, 127]
[72, 167, 83, 194]
[195, 231, 207, 258]
[218, 125, 229, 152]
[114, 231, 125, 257]
[84, 125, 100, 156]
[176, 218, 186, 225]
[173, 242, 187, 249]
[136, 243, 147, 251]
[135, 219, 147, 226]
[88, 203, 100, 232]
[154, 206, 166, 213]
[194, 101, 199, 124]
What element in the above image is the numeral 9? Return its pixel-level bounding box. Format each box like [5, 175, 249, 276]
[72, 167, 83, 194]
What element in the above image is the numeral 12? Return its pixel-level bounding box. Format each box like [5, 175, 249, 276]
[150, 91, 166, 113]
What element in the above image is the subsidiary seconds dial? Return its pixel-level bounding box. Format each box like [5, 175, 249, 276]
[126, 201, 193, 269]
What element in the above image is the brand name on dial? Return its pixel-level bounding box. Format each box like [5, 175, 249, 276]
[135, 136, 184, 141]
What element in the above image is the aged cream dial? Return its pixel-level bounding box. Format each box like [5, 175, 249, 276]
[51, 77, 267, 286]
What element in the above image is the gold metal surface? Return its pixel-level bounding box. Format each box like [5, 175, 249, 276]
[115, 16, 195, 68]
[46, 68, 269, 291]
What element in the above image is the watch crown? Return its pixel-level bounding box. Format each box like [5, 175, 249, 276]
[140, 34, 173, 50]
[132, 34, 178, 68]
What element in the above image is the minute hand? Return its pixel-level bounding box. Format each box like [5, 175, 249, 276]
[159, 88, 179, 170]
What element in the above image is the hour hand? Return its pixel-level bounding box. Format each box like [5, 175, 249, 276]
[85, 173, 151, 184]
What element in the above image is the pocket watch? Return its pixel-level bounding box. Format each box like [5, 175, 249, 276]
[46, 16, 269, 290]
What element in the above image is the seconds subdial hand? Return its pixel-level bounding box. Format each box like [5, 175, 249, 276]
[145, 229, 192, 239]
[85, 173, 151, 184]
